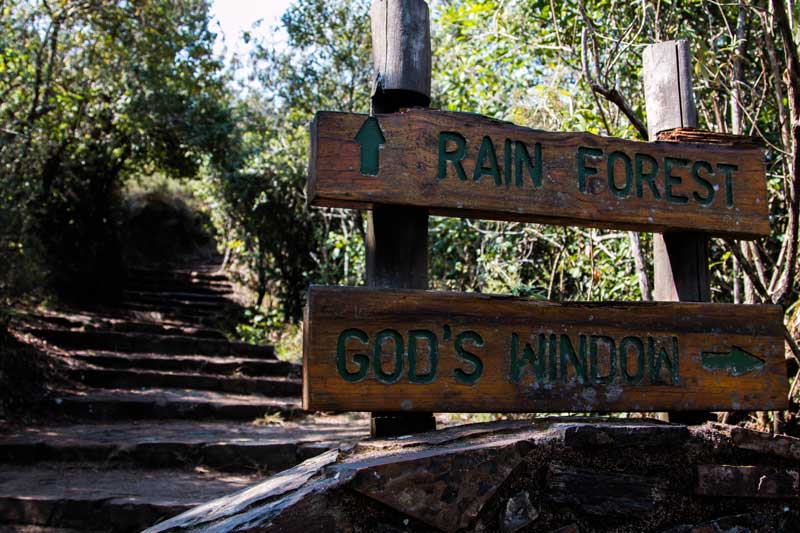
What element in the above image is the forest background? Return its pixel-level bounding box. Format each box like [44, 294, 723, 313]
[3, 0, 800, 428]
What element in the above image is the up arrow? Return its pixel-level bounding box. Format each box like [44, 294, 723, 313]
[701, 347, 766, 377]
[354, 116, 385, 176]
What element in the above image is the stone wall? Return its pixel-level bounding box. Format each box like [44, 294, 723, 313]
[146, 418, 800, 532]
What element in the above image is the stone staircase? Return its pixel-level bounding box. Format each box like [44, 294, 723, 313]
[0, 263, 367, 532]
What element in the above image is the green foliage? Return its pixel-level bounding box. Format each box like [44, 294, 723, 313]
[236, 307, 285, 345]
[198, 0, 373, 321]
[0, 0, 236, 301]
[235, 308, 302, 363]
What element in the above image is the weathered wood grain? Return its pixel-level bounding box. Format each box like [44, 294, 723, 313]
[308, 108, 769, 238]
[658, 127, 764, 147]
[366, 0, 436, 438]
[643, 40, 698, 139]
[303, 286, 787, 412]
[646, 40, 713, 425]
[370, 0, 431, 103]
[653, 231, 710, 302]
[646, 40, 711, 305]
[366, 205, 428, 291]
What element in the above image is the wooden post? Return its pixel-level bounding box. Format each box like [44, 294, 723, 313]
[644, 40, 712, 424]
[644, 40, 710, 303]
[367, 0, 436, 438]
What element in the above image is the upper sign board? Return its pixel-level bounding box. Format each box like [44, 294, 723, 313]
[308, 109, 768, 238]
[303, 286, 787, 413]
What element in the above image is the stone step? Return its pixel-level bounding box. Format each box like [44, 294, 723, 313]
[128, 272, 231, 281]
[0, 464, 256, 532]
[72, 351, 298, 377]
[121, 302, 224, 319]
[69, 367, 301, 396]
[31, 308, 216, 331]
[21, 313, 227, 340]
[127, 269, 229, 284]
[0, 418, 367, 471]
[125, 280, 233, 296]
[121, 296, 227, 311]
[123, 290, 230, 304]
[129, 267, 227, 278]
[125, 309, 222, 328]
[25, 329, 273, 358]
[19, 313, 79, 329]
[51, 388, 300, 420]
[100, 322, 227, 339]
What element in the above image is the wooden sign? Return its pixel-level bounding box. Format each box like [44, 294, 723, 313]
[303, 286, 787, 412]
[308, 108, 768, 238]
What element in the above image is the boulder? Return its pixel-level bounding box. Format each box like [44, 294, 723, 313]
[146, 418, 800, 532]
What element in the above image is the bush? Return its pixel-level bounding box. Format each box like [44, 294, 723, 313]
[0, 317, 64, 421]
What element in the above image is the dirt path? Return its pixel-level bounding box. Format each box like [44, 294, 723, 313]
[0, 262, 367, 531]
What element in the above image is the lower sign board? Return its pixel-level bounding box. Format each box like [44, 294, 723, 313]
[308, 108, 768, 238]
[303, 286, 787, 412]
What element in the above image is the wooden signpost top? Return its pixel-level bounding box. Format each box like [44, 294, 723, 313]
[309, 108, 769, 239]
[303, 286, 787, 413]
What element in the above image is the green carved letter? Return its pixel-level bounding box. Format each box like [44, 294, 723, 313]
[608, 151, 632, 198]
[548, 333, 558, 382]
[717, 163, 738, 207]
[560, 334, 588, 384]
[373, 329, 404, 384]
[635, 153, 661, 199]
[454, 330, 484, 385]
[665, 157, 690, 205]
[473, 136, 501, 185]
[589, 335, 617, 385]
[510, 332, 546, 382]
[408, 329, 438, 384]
[691, 160, 715, 206]
[336, 328, 369, 382]
[648, 336, 680, 385]
[515, 141, 542, 188]
[620, 336, 645, 384]
[577, 147, 603, 193]
[438, 132, 467, 181]
[504, 139, 512, 186]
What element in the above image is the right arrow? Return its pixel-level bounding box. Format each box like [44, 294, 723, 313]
[701, 347, 765, 377]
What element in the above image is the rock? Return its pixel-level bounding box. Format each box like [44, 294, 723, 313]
[350, 437, 525, 532]
[707, 422, 800, 460]
[547, 463, 666, 515]
[549, 524, 581, 533]
[146, 419, 800, 532]
[661, 510, 800, 532]
[144, 450, 345, 532]
[695, 464, 799, 498]
[500, 491, 538, 532]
